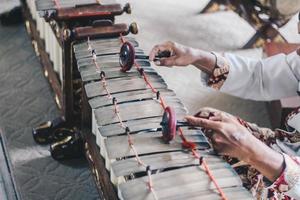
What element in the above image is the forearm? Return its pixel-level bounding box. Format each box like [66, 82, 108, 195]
[190, 48, 216, 75]
[243, 136, 284, 182]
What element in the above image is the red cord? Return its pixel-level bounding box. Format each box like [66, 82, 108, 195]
[119, 34, 228, 200]
[140, 69, 157, 93]
[53, 0, 61, 9]
[120, 35, 126, 44]
[89, 40, 157, 197]
[180, 129, 228, 200]
[159, 96, 167, 109]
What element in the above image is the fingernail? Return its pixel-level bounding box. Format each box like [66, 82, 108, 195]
[155, 61, 161, 65]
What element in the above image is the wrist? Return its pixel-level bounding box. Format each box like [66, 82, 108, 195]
[243, 136, 284, 181]
[234, 134, 259, 162]
[241, 135, 270, 164]
[190, 49, 216, 74]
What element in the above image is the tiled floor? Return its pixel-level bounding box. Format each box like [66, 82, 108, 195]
[0, 23, 99, 200]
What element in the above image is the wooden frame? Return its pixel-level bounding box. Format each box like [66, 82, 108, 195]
[22, 1, 131, 125]
[23, 4, 63, 111]
[81, 86, 118, 200]
[200, 0, 289, 49]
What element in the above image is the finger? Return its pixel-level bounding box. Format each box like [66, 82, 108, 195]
[209, 115, 222, 121]
[210, 140, 222, 155]
[158, 57, 176, 67]
[194, 107, 221, 118]
[210, 136, 226, 155]
[193, 109, 204, 117]
[197, 107, 219, 114]
[204, 129, 214, 138]
[194, 111, 210, 118]
[212, 112, 233, 123]
[185, 116, 223, 130]
[149, 43, 173, 61]
[211, 132, 223, 144]
[149, 46, 160, 61]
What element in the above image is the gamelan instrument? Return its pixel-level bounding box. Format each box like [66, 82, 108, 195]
[74, 35, 254, 199]
[23, 0, 255, 199]
[24, 0, 134, 123]
[24, 0, 136, 152]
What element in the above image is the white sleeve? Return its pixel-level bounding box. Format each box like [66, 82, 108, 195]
[218, 51, 300, 101]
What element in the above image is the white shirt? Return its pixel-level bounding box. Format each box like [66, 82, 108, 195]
[221, 51, 300, 101]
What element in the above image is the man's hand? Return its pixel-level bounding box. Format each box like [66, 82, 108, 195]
[149, 41, 197, 67]
[185, 107, 284, 182]
[149, 41, 216, 74]
[186, 109, 253, 161]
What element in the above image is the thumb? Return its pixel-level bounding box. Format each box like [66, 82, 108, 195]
[185, 115, 222, 130]
[157, 57, 176, 67]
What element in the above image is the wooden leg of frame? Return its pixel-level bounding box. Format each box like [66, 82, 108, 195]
[243, 31, 266, 49]
[199, 0, 227, 14]
[243, 24, 287, 49]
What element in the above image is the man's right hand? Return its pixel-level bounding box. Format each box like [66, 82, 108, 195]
[149, 41, 199, 67]
[185, 108, 284, 182]
[149, 41, 217, 74]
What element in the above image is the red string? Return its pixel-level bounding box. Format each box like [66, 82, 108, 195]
[119, 34, 228, 200]
[180, 128, 228, 200]
[92, 57, 112, 99]
[147, 168, 158, 200]
[120, 35, 126, 44]
[53, 0, 61, 9]
[88, 39, 156, 197]
[159, 96, 167, 109]
[133, 63, 169, 109]
[140, 69, 157, 93]
[101, 79, 112, 99]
